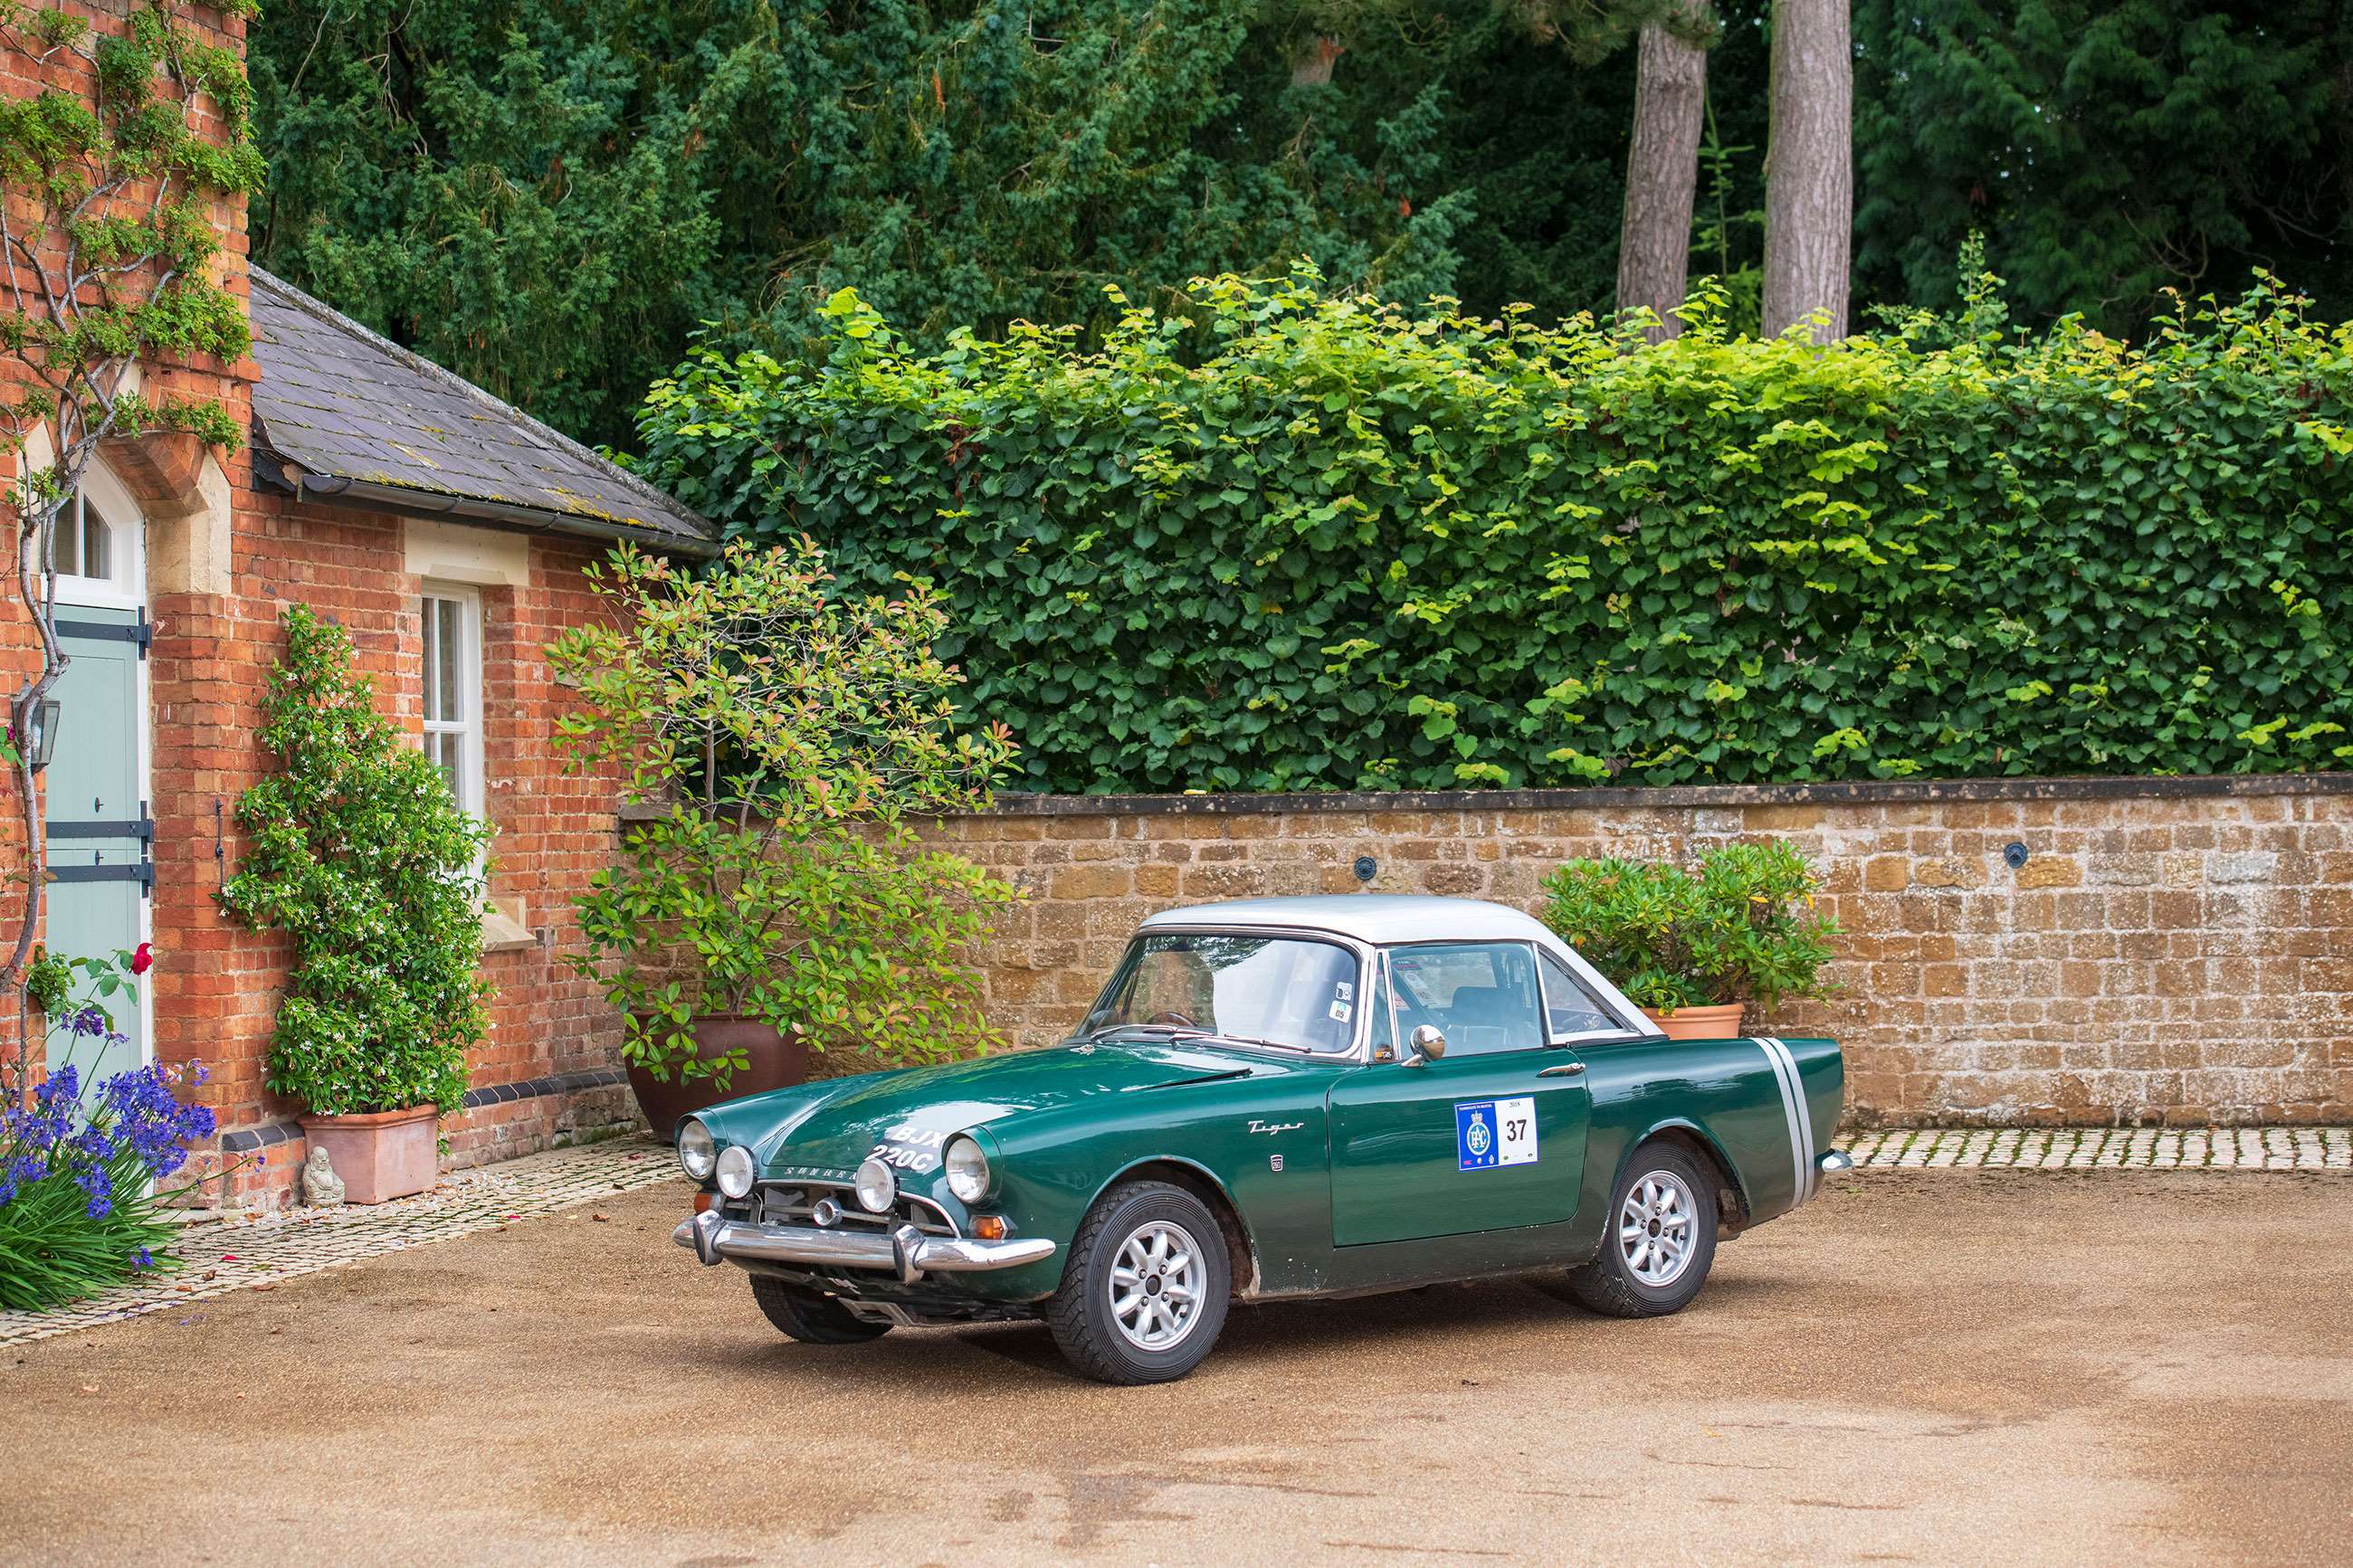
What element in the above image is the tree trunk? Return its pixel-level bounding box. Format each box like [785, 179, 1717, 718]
[1615, 19, 1709, 344]
[1292, 35, 1345, 89]
[1760, 0, 1853, 342]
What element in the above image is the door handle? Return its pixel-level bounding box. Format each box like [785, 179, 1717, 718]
[1538, 1061, 1586, 1077]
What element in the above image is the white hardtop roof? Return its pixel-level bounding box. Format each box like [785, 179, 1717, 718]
[1134, 895, 1652, 1036]
[1139, 895, 1562, 947]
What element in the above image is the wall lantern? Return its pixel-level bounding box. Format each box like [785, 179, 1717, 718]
[28, 698, 59, 772]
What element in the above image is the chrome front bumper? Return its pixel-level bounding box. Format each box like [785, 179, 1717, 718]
[673, 1211, 1056, 1285]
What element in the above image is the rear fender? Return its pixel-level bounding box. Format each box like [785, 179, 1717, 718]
[1615, 1117, 1755, 1234]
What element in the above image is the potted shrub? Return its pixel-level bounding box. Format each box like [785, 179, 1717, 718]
[1538, 840, 1839, 1040]
[219, 609, 487, 1202]
[548, 538, 1021, 1135]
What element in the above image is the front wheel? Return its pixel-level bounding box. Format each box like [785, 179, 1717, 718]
[1048, 1181, 1232, 1384]
[749, 1274, 891, 1344]
[1564, 1142, 1720, 1317]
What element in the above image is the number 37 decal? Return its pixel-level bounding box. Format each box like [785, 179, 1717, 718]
[1456, 1098, 1538, 1171]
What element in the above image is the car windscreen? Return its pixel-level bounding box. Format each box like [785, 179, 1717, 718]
[1085, 933, 1362, 1054]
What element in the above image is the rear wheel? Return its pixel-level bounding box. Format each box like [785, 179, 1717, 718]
[1564, 1142, 1720, 1317]
[1048, 1181, 1231, 1384]
[749, 1275, 891, 1344]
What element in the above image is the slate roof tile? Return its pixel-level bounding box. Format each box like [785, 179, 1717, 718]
[248, 268, 712, 550]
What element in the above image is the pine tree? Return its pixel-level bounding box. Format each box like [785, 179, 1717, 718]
[1853, 0, 2353, 331]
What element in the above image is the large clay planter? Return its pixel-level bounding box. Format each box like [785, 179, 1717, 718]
[626, 1017, 808, 1142]
[298, 1104, 439, 1205]
[1640, 1003, 1747, 1041]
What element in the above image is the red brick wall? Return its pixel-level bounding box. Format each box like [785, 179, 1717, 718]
[930, 778, 2353, 1127]
[5, 5, 643, 1209]
[3, 0, 254, 1069]
[157, 504, 633, 1205]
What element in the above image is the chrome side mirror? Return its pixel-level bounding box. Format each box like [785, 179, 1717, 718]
[1402, 1024, 1447, 1067]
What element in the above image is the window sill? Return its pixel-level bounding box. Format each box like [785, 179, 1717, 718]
[480, 900, 538, 955]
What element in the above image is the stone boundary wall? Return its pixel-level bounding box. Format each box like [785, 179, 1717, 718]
[915, 774, 2353, 1126]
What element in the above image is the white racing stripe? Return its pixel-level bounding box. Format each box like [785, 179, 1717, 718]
[1753, 1036, 1815, 1204]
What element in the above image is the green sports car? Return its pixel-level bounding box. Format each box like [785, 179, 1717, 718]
[673, 894, 1848, 1383]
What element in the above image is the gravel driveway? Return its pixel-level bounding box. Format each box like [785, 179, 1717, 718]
[5, 1170, 2347, 1566]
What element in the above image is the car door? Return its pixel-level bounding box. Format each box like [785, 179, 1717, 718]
[1326, 941, 1591, 1247]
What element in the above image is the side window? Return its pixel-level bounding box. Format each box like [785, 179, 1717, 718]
[1539, 950, 1628, 1041]
[1386, 943, 1545, 1057]
[420, 584, 484, 818]
[1368, 960, 1400, 1061]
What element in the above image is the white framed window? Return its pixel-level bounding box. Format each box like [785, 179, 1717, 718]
[51, 482, 144, 610]
[419, 584, 484, 819]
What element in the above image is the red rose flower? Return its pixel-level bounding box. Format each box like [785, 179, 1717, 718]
[129, 941, 154, 975]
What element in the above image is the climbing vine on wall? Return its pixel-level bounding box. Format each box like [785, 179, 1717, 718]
[0, 0, 263, 1004]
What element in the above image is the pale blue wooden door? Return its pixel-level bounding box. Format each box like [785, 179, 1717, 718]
[45, 604, 149, 1090]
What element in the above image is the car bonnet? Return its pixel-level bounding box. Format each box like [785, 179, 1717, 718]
[754, 1039, 1264, 1176]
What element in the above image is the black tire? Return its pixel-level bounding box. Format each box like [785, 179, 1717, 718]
[1565, 1141, 1720, 1318]
[1048, 1181, 1232, 1385]
[749, 1274, 891, 1345]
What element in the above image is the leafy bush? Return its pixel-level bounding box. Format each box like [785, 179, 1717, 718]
[548, 540, 1020, 1089]
[1539, 841, 1839, 1013]
[219, 609, 488, 1116]
[3, 950, 220, 1312]
[643, 267, 2353, 793]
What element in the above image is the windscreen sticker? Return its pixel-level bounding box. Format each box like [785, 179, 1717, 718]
[1457, 1097, 1538, 1171]
[1328, 1000, 1352, 1022]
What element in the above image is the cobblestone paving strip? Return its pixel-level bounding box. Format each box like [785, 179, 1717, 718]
[8, 1126, 2348, 1348]
[1841, 1126, 2353, 1171]
[2, 1135, 682, 1349]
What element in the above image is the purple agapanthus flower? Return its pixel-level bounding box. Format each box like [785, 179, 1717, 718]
[1, 1057, 217, 1219]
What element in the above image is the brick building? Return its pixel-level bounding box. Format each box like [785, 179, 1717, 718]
[7, 4, 713, 1207]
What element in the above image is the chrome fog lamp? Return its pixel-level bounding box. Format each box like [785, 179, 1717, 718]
[715, 1144, 757, 1200]
[944, 1135, 992, 1205]
[853, 1155, 897, 1213]
[677, 1118, 717, 1182]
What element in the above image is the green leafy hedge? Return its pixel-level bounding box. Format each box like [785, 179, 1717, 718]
[640, 268, 2353, 792]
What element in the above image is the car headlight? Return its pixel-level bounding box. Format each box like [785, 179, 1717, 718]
[853, 1155, 896, 1213]
[944, 1135, 991, 1205]
[715, 1144, 757, 1200]
[677, 1118, 717, 1182]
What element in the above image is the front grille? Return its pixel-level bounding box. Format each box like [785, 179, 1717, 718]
[752, 1180, 957, 1237]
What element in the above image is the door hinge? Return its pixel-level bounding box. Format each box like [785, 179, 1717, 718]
[46, 860, 154, 895]
[49, 816, 156, 844]
[54, 608, 151, 657]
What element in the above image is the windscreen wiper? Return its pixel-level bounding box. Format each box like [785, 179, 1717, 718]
[1202, 1033, 1314, 1054]
[1084, 1023, 1212, 1041]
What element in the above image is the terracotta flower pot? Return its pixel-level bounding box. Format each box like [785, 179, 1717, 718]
[298, 1104, 439, 1205]
[625, 1017, 809, 1142]
[1640, 1003, 1747, 1041]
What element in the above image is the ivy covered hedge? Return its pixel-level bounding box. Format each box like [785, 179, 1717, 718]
[641, 269, 2353, 793]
